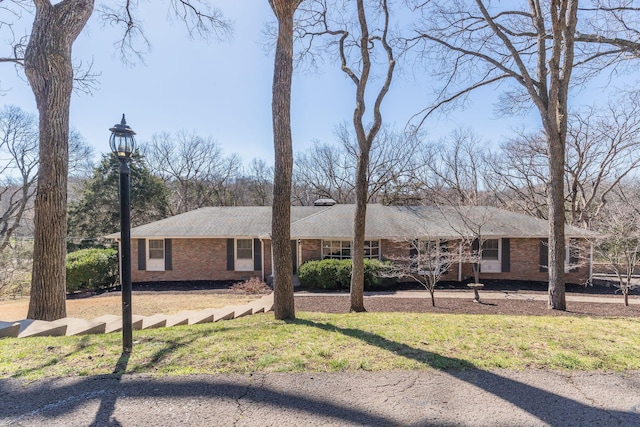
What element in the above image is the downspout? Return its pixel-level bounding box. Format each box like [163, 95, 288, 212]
[270, 234, 274, 284]
[458, 241, 463, 282]
[589, 241, 594, 286]
[259, 238, 265, 282]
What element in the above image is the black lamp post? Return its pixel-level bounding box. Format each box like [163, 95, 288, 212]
[110, 114, 136, 354]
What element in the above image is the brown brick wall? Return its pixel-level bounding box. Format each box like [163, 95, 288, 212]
[131, 238, 263, 283]
[458, 238, 589, 284]
[128, 237, 590, 284]
[300, 239, 322, 264]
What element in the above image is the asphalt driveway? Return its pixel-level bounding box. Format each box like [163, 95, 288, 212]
[2, 370, 640, 426]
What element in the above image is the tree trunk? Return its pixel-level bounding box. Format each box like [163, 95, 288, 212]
[546, 131, 567, 310]
[25, 0, 94, 321]
[544, 0, 577, 311]
[270, 0, 299, 320]
[624, 288, 629, 307]
[350, 151, 369, 312]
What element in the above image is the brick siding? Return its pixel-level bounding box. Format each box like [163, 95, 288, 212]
[128, 237, 590, 285]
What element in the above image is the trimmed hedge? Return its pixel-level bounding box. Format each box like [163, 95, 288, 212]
[66, 248, 119, 293]
[298, 258, 389, 290]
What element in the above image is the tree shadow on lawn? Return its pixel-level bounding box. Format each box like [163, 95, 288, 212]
[1, 327, 399, 426]
[2, 320, 639, 426]
[294, 318, 640, 426]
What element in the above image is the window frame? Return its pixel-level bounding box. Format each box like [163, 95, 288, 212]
[146, 239, 165, 271]
[322, 239, 380, 260]
[235, 238, 254, 271]
[480, 238, 501, 273]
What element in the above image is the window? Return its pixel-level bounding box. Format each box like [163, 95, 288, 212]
[364, 240, 380, 259]
[480, 238, 501, 273]
[415, 240, 449, 274]
[147, 239, 165, 271]
[322, 240, 380, 260]
[149, 240, 164, 259]
[323, 240, 350, 259]
[237, 239, 253, 259]
[481, 239, 499, 261]
[235, 239, 254, 271]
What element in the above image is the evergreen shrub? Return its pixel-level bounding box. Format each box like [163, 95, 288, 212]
[298, 258, 389, 290]
[66, 248, 118, 293]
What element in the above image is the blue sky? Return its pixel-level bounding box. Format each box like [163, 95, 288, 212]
[2, 3, 629, 167]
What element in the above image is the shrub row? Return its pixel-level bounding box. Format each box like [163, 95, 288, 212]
[66, 248, 119, 293]
[298, 258, 389, 290]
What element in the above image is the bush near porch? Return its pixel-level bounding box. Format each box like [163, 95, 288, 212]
[298, 259, 389, 290]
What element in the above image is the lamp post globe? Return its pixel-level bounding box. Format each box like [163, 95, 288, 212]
[110, 114, 135, 354]
[109, 114, 137, 160]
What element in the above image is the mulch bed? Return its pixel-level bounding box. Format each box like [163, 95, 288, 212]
[293, 293, 640, 317]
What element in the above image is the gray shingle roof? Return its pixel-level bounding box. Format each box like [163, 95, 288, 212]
[111, 204, 594, 239]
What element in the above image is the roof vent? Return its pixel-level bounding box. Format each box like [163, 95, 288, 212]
[314, 198, 337, 206]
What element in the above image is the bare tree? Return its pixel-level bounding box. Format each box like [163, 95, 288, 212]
[143, 130, 241, 214]
[486, 94, 640, 228]
[484, 131, 550, 220]
[593, 189, 640, 306]
[417, 128, 491, 207]
[564, 95, 640, 229]
[405, 0, 640, 310]
[384, 237, 458, 307]
[1, 0, 230, 320]
[299, 0, 397, 312]
[293, 125, 420, 205]
[443, 205, 497, 303]
[269, 0, 302, 320]
[293, 140, 355, 204]
[0, 105, 38, 254]
[230, 159, 273, 206]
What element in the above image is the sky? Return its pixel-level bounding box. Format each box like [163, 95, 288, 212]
[1, 3, 633, 168]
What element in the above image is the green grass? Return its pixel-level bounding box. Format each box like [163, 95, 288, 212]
[2, 311, 640, 381]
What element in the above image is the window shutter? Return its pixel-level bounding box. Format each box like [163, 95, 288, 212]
[291, 240, 298, 274]
[138, 239, 146, 270]
[227, 239, 234, 270]
[254, 238, 262, 271]
[540, 239, 548, 272]
[165, 239, 172, 270]
[501, 238, 510, 273]
[569, 239, 579, 273]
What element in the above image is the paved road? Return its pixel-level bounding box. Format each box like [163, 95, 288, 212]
[2, 370, 640, 426]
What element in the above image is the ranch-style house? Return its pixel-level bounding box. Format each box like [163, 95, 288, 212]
[109, 202, 594, 286]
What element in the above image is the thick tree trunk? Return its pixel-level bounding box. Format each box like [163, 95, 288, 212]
[546, 131, 567, 310]
[25, 0, 93, 321]
[350, 152, 369, 312]
[270, 0, 298, 320]
[544, 0, 576, 311]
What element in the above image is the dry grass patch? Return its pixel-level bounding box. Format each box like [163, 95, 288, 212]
[0, 292, 260, 321]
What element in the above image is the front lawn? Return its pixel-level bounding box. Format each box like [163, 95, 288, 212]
[2, 312, 639, 380]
